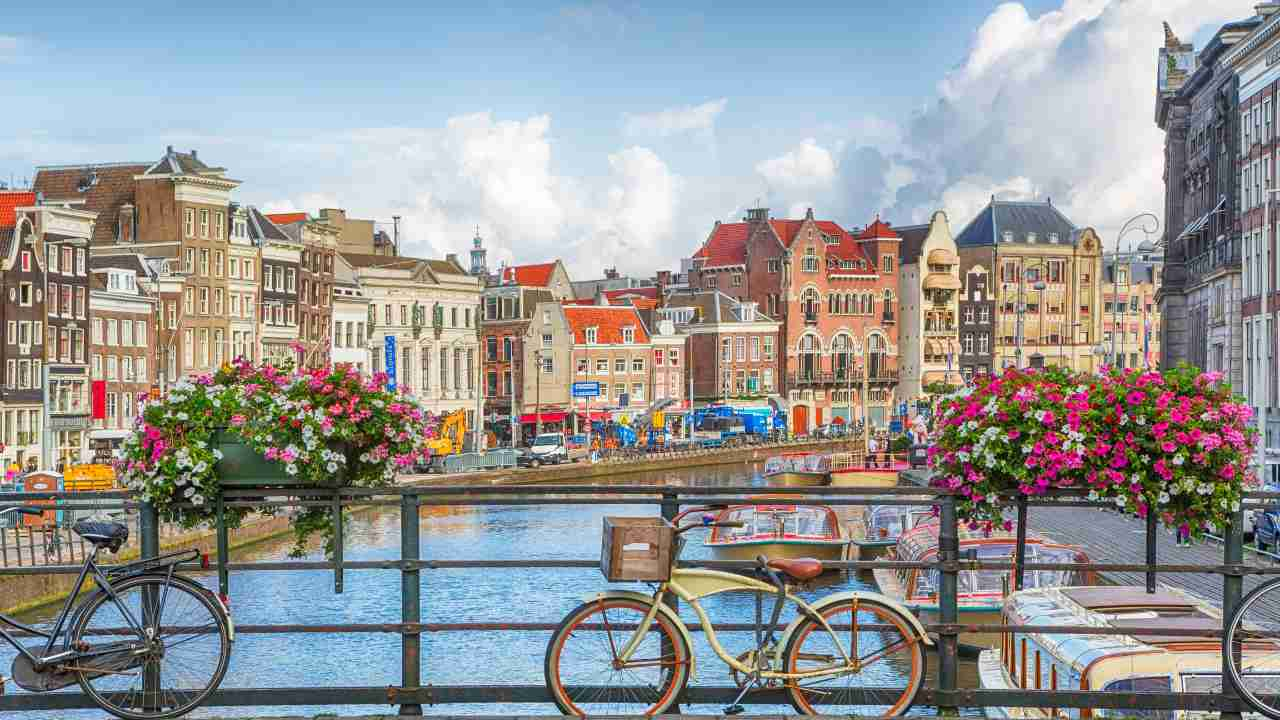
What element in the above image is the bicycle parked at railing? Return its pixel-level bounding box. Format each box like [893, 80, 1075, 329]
[1222, 573, 1280, 719]
[0, 507, 232, 719]
[543, 505, 931, 716]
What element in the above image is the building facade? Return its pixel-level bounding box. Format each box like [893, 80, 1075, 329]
[955, 199, 1104, 374]
[688, 208, 899, 433]
[0, 192, 48, 471]
[270, 214, 339, 367]
[1102, 242, 1163, 370]
[258, 220, 301, 365]
[958, 262, 997, 380]
[331, 255, 370, 373]
[88, 255, 157, 458]
[660, 290, 779, 406]
[896, 211, 962, 399]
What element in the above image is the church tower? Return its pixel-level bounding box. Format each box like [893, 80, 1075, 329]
[469, 226, 488, 277]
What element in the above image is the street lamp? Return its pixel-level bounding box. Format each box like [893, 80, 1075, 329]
[1014, 261, 1048, 370]
[1110, 213, 1160, 369]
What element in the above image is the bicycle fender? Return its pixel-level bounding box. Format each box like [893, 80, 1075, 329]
[777, 590, 934, 652]
[583, 590, 698, 679]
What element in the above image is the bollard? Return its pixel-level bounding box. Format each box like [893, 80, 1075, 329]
[1221, 507, 1244, 720]
[1013, 494, 1028, 591]
[660, 489, 683, 713]
[399, 493, 423, 716]
[1145, 509, 1157, 594]
[938, 495, 960, 714]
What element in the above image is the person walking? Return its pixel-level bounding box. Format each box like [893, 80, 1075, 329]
[1175, 524, 1191, 547]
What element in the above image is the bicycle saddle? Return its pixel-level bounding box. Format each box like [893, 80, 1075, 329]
[73, 520, 129, 549]
[766, 557, 823, 581]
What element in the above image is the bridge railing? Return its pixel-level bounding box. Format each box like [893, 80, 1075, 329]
[0, 483, 1277, 717]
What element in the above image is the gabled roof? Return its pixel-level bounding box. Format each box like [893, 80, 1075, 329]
[858, 218, 900, 241]
[246, 207, 292, 243]
[563, 305, 651, 345]
[265, 212, 308, 226]
[500, 261, 558, 286]
[425, 258, 467, 276]
[90, 253, 150, 278]
[32, 164, 149, 245]
[693, 216, 868, 269]
[0, 191, 36, 227]
[894, 224, 931, 265]
[664, 289, 775, 325]
[143, 146, 225, 176]
[341, 252, 421, 271]
[954, 199, 1078, 248]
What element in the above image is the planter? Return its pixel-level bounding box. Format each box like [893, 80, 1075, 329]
[212, 430, 349, 489]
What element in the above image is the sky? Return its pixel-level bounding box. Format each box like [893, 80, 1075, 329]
[0, 0, 1258, 280]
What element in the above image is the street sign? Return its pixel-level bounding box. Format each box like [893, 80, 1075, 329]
[384, 336, 397, 391]
[571, 381, 601, 398]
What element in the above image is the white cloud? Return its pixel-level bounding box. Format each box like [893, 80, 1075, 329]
[590, 147, 680, 273]
[756, 138, 837, 192]
[623, 98, 727, 138]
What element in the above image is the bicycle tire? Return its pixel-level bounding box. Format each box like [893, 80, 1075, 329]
[782, 596, 926, 716]
[71, 574, 231, 720]
[544, 597, 690, 715]
[1225, 576, 1280, 719]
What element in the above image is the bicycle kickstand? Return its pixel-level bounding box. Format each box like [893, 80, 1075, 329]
[724, 672, 756, 716]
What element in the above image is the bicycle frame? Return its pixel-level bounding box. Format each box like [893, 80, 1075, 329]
[616, 566, 856, 681]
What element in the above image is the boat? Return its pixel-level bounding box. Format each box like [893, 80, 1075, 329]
[872, 521, 1094, 651]
[828, 452, 906, 488]
[704, 501, 849, 564]
[761, 452, 830, 486]
[850, 501, 935, 563]
[980, 585, 1280, 719]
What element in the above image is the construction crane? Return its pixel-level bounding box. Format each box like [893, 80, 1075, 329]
[427, 410, 468, 456]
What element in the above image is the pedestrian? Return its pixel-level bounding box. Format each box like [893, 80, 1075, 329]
[1176, 525, 1191, 547]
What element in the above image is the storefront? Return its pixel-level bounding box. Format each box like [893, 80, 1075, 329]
[518, 411, 566, 444]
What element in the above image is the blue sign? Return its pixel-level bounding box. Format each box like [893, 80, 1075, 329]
[890, 420, 903, 433]
[898, 402, 908, 416]
[384, 336, 397, 390]
[571, 381, 601, 398]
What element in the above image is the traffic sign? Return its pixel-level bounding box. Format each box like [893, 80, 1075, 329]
[384, 336, 397, 391]
[571, 381, 601, 398]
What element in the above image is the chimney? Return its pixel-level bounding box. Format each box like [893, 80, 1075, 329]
[605, 267, 619, 280]
[190, 149, 198, 160]
[805, 207, 814, 220]
[446, 252, 459, 267]
[745, 207, 770, 223]
[166, 145, 174, 154]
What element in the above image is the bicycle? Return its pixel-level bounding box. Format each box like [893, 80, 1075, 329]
[544, 505, 931, 716]
[0, 507, 233, 719]
[1222, 575, 1280, 719]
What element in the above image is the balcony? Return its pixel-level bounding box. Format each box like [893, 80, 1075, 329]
[1186, 237, 1241, 281]
[787, 367, 899, 386]
[881, 312, 895, 324]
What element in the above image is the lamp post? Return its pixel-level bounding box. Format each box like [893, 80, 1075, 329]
[1110, 213, 1160, 368]
[1015, 261, 1048, 369]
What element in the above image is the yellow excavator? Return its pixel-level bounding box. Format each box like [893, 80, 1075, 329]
[428, 410, 468, 456]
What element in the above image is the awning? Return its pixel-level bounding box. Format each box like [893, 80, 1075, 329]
[519, 412, 567, 424]
[923, 273, 961, 291]
[581, 411, 612, 421]
[89, 429, 131, 440]
[925, 340, 942, 355]
[922, 370, 951, 383]
[927, 248, 959, 266]
[1177, 195, 1226, 240]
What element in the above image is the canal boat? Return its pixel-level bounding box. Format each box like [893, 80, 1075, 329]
[872, 522, 1094, 651]
[704, 500, 849, 564]
[850, 501, 935, 562]
[828, 452, 906, 488]
[761, 452, 830, 486]
[979, 585, 1280, 720]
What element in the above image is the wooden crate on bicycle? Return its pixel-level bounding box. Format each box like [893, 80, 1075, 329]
[600, 517, 673, 581]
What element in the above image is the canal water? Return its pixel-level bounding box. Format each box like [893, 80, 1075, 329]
[4, 461, 978, 718]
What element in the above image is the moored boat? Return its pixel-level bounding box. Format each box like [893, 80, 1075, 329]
[761, 452, 830, 486]
[872, 522, 1094, 651]
[980, 585, 1280, 719]
[704, 501, 849, 565]
[850, 501, 934, 563]
[828, 452, 906, 488]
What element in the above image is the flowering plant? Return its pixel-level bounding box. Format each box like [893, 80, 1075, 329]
[116, 357, 436, 554]
[928, 364, 1257, 539]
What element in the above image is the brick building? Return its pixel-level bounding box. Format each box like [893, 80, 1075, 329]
[689, 207, 900, 433]
[660, 290, 779, 404]
[0, 192, 48, 471]
[88, 255, 158, 458]
[258, 218, 301, 365]
[270, 213, 339, 367]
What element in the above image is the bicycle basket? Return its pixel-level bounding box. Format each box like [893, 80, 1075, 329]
[600, 517, 674, 582]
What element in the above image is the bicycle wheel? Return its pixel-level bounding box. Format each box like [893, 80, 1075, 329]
[544, 597, 690, 715]
[783, 596, 926, 716]
[1226, 577, 1280, 719]
[71, 574, 231, 720]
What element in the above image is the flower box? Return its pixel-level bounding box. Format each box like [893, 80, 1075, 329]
[212, 431, 350, 489]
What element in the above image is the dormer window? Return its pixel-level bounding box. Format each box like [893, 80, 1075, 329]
[622, 326, 635, 344]
[1027, 232, 1037, 244]
[585, 327, 598, 344]
[1048, 232, 1060, 244]
[1002, 231, 1014, 243]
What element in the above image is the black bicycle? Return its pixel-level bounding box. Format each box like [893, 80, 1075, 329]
[0, 508, 233, 719]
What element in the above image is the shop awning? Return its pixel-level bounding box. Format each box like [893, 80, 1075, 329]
[519, 412, 567, 424]
[1176, 195, 1226, 240]
[581, 411, 612, 421]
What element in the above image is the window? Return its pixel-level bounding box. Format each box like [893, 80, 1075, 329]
[286, 268, 296, 292]
[802, 247, 818, 273]
[576, 357, 588, 374]
[632, 357, 644, 372]
[768, 259, 780, 273]
[199, 328, 209, 367]
[735, 336, 746, 361]
[622, 326, 635, 344]
[503, 337, 513, 361]
[963, 333, 975, 355]
[585, 327, 597, 344]
[721, 338, 731, 361]
[92, 318, 103, 344]
[615, 357, 627, 373]
[732, 274, 742, 287]
[979, 307, 990, 323]
[615, 382, 626, 399]
[106, 319, 118, 346]
[243, 259, 254, 280]
[18, 283, 30, 306]
[199, 287, 209, 314]
[214, 329, 224, 366]
[122, 356, 134, 382]
[669, 349, 679, 366]
[632, 383, 644, 402]
[763, 368, 774, 392]
[596, 358, 610, 374]
[541, 355, 554, 374]
[214, 250, 224, 277]
[215, 212, 225, 240]
[199, 209, 209, 238]
[882, 254, 893, 273]
[106, 355, 118, 380]
[655, 349, 665, 366]
[542, 333, 553, 348]
[763, 336, 774, 361]
[400, 305, 408, 326]
[751, 337, 761, 361]
[486, 336, 498, 361]
[91, 355, 101, 379]
[199, 249, 210, 276]
[185, 209, 195, 237]
[136, 357, 147, 382]
[978, 333, 990, 354]
[121, 319, 134, 346]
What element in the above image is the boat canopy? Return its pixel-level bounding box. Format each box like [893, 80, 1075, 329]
[717, 504, 837, 541]
[865, 504, 935, 540]
[764, 453, 830, 475]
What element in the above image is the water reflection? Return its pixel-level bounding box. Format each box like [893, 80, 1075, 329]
[3, 460, 975, 718]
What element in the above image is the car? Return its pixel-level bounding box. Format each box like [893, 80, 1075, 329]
[813, 423, 849, 439]
[518, 433, 570, 468]
[1252, 504, 1279, 550]
[908, 444, 929, 469]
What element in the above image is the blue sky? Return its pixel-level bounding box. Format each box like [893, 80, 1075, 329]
[0, 1, 1256, 277]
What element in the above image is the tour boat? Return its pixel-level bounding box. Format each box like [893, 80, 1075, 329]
[704, 501, 849, 564]
[872, 521, 1094, 651]
[850, 501, 935, 562]
[761, 452, 831, 487]
[980, 585, 1280, 719]
[828, 452, 907, 488]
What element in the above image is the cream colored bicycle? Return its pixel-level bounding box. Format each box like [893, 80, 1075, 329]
[544, 506, 931, 716]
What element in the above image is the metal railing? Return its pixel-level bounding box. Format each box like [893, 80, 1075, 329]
[0, 483, 1275, 717]
[1186, 236, 1242, 279]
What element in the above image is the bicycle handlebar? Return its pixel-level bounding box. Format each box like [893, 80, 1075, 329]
[0, 506, 44, 516]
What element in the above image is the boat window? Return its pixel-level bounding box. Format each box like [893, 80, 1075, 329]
[1183, 672, 1280, 697]
[871, 513, 906, 538]
[924, 545, 1082, 594]
[1096, 677, 1172, 719]
[913, 569, 935, 599]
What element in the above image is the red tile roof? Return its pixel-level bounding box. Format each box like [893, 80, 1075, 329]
[500, 261, 557, 287]
[858, 217, 900, 240]
[693, 217, 871, 268]
[564, 305, 651, 345]
[604, 286, 658, 301]
[266, 212, 307, 225]
[0, 191, 36, 227]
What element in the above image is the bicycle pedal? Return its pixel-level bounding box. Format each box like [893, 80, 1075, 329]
[723, 704, 745, 716]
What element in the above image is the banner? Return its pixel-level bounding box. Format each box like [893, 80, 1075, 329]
[91, 380, 107, 420]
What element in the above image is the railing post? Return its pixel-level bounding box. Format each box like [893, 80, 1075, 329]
[399, 492, 423, 716]
[215, 493, 230, 599]
[139, 499, 161, 711]
[661, 489, 683, 712]
[938, 494, 959, 714]
[1013, 494, 1028, 591]
[1221, 506, 1245, 720]
[1145, 508, 1157, 594]
[332, 488, 344, 594]
[139, 498, 159, 560]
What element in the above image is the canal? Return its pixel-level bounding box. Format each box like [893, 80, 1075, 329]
[3, 460, 978, 718]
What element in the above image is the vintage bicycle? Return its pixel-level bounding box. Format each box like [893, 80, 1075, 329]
[1222, 573, 1280, 719]
[0, 507, 233, 719]
[544, 505, 931, 716]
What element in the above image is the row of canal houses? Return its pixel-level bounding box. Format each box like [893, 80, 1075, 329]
[0, 143, 1142, 465]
